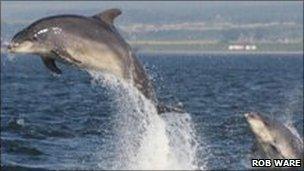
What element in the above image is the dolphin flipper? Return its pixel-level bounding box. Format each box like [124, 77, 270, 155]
[51, 49, 81, 64]
[41, 57, 62, 74]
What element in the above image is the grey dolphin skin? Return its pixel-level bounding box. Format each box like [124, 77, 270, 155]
[8, 9, 178, 114]
[245, 112, 303, 160]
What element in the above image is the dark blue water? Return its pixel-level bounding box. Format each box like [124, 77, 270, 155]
[1, 52, 303, 170]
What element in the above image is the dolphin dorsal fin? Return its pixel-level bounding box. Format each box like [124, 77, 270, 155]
[93, 8, 121, 25]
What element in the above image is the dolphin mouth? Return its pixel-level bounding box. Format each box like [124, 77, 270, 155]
[245, 112, 257, 119]
[7, 42, 20, 53]
[245, 112, 265, 124]
[7, 41, 34, 54]
[244, 113, 250, 118]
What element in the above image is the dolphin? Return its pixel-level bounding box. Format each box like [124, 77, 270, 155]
[8, 9, 180, 114]
[244, 112, 303, 159]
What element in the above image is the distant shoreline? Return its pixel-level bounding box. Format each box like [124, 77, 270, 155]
[136, 50, 304, 56]
[128, 41, 303, 54]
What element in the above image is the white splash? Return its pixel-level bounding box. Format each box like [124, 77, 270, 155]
[88, 71, 201, 170]
[282, 86, 303, 142]
[286, 124, 303, 144]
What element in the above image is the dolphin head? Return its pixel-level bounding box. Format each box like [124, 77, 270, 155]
[245, 112, 275, 143]
[8, 21, 56, 55]
[245, 112, 303, 159]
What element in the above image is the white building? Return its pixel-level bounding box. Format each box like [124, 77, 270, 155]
[228, 44, 257, 51]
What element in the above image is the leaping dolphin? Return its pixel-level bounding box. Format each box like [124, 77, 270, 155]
[8, 9, 180, 114]
[245, 112, 303, 159]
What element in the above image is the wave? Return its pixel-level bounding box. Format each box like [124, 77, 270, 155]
[88, 71, 201, 170]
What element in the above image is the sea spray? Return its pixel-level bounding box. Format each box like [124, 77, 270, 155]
[283, 87, 303, 146]
[89, 71, 200, 170]
[1, 39, 16, 61]
[162, 112, 200, 169]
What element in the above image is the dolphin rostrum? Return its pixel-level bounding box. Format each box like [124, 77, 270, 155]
[8, 9, 179, 114]
[245, 112, 303, 159]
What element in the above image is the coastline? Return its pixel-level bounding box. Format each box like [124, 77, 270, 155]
[136, 50, 304, 56]
[128, 41, 303, 55]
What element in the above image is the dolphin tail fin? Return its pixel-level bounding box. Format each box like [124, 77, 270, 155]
[157, 104, 184, 114]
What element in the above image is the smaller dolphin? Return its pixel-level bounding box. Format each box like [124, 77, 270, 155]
[245, 112, 303, 159]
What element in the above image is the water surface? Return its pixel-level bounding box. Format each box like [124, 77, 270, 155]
[1, 52, 303, 170]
